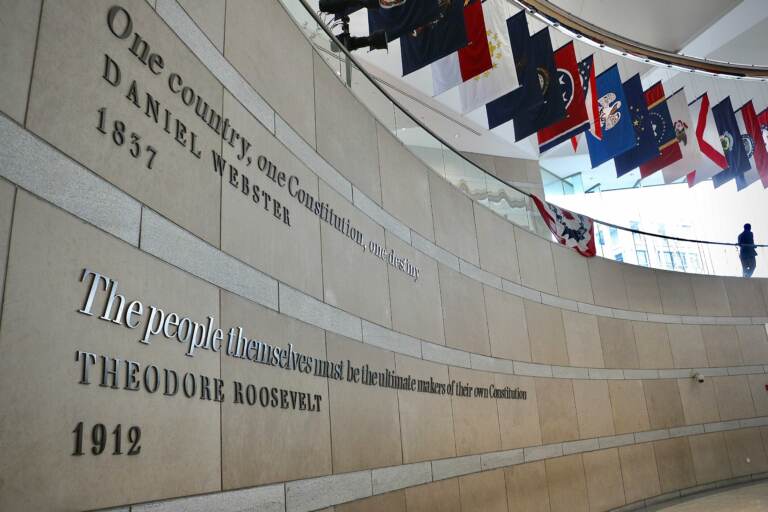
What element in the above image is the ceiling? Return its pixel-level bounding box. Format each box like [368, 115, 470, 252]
[547, 0, 741, 53]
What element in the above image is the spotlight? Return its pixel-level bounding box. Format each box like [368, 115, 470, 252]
[318, 0, 380, 15]
[334, 29, 388, 52]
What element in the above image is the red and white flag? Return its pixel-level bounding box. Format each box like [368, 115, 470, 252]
[431, 0, 493, 95]
[570, 54, 600, 150]
[532, 195, 596, 257]
[740, 101, 768, 189]
[686, 92, 727, 187]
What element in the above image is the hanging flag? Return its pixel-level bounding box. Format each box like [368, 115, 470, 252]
[584, 65, 635, 169]
[638, 82, 682, 179]
[484, 11, 544, 126]
[334, 0, 406, 19]
[658, 88, 702, 183]
[400, 0, 468, 75]
[613, 74, 658, 177]
[509, 29, 566, 140]
[740, 101, 768, 188]
[536, 42, 589, 152]
[456, 0, 520, 112]
[578, 55, 602, 141]
[686, 93, 728, 187]
[531, 195, 596, 257]
[734, 103, 761, 191]
[431, 0, 492, 95]
[368, 0, 443, 41]
[712, 97, 751, 188]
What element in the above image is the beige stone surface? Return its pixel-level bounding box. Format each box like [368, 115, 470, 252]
[319, 182, 391, 328]
[485, 287, 530, 361]
[551, 245, 593, 303]
[588, 257, 628, 310]
[377, 126, 434, 239]
[449, 367, 501, 456]
[634, 322, 674, 369]
[610, 380, 651, 435]
[546, 454, 589, 512]
[724, 428, 768, 476]
[505, 461, 551, 512]
[619, 443, 661, 504]
[623, 265, 663, 313]
[525, 300, 569, 366]
[428, 171, 480, 265]
[177, 0, 225, 50]
[583, 449, 626, 511]
[314, 53, 381, 203]
[385, 233, 444, 345]
[225, 0, 315, 143]
[724, 277, 767, 317]
[687, 432, 732, 484]
[690, 275, 731, 316]
[474, 203, 520, 284]
[220, 292, 331, 488]
[536, 378, 580, 444]
[439, 265, 490, 355]
[459, 469, 508, 512]
[394, 354, 456, 463]
[220, 92, 323, 299]
[516, 227, 558, 296]
[0, 179, 15, 312]
[29, 0, 223, 245]
[336, 491, 406, 512]
[677, 378, 720, 426]
[496, 375, 542, 450]
[405, 479, 461, 512]
[667, 325, 708, 369]
[657, 271, 698, 316]
[701, 325, 742, 367]
[573, 380, 615, 439]
[562, 311, 604, 368]
[713, 375, 756, 421]
[644, 380, 686, 430]
[598, 317, 639, 369]
[653, 438, 696, 493]
[0, 0, 41, 123]
[327, 334, 402, 473]
[738, 325, 768, 365]
[748, 374, 768, 416]
[0, 192, 220, 511]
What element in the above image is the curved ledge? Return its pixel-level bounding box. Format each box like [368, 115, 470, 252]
[514, 0, 768, 80]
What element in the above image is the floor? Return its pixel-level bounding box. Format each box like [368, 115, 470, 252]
[644, 481, 768, 511]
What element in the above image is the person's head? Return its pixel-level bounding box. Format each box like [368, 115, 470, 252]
[745, 223, 752, 232]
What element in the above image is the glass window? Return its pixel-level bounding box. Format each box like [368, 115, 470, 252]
[614, 253, 624, 262]
[661, 251, 674, 269]
[636, 250, 649, 266]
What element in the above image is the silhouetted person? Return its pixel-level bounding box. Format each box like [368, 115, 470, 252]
[738, 223, 757, 278]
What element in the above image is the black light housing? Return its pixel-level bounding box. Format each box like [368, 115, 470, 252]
[334, 30, 388, 52]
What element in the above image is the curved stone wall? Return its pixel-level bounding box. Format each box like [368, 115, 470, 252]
[0, 1, 767, 511]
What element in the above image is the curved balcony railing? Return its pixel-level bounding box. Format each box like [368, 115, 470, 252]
[278, 0, 768, 278]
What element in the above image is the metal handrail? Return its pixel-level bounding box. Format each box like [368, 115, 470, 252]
[292, 0, 766, 251]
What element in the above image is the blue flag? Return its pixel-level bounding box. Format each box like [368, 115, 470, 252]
[368, 1, 443, 41]
[585, 65, 635, 168]
[510, 29, 566, 141]
[613, 74, 658, 177]
[400, 0, 468, 76]
[712, 97, 751, 188]
[485, 11, 544, 129]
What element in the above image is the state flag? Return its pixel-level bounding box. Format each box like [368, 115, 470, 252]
[686, 93, 727, 187]
[431, 0, 492, 95]
[455, 0, 520, 112]
[368, 0, 443, 41]
[536, 42, 590, 153]
[639, 82, 682, 179]
[740, 102, 768, 188]
[585, 65, 635, 168]
[532, 195, 596, 257]
[400, 0, 468, 75]
[613, 74, 658, 177]
[509, 28, 567, 140]
[659, 88, 702, 183]
[484, 11, 544, 126]
[734, 102, 762, 191]
[712, 97, 751, 188]
[578, 55, 602, 141]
